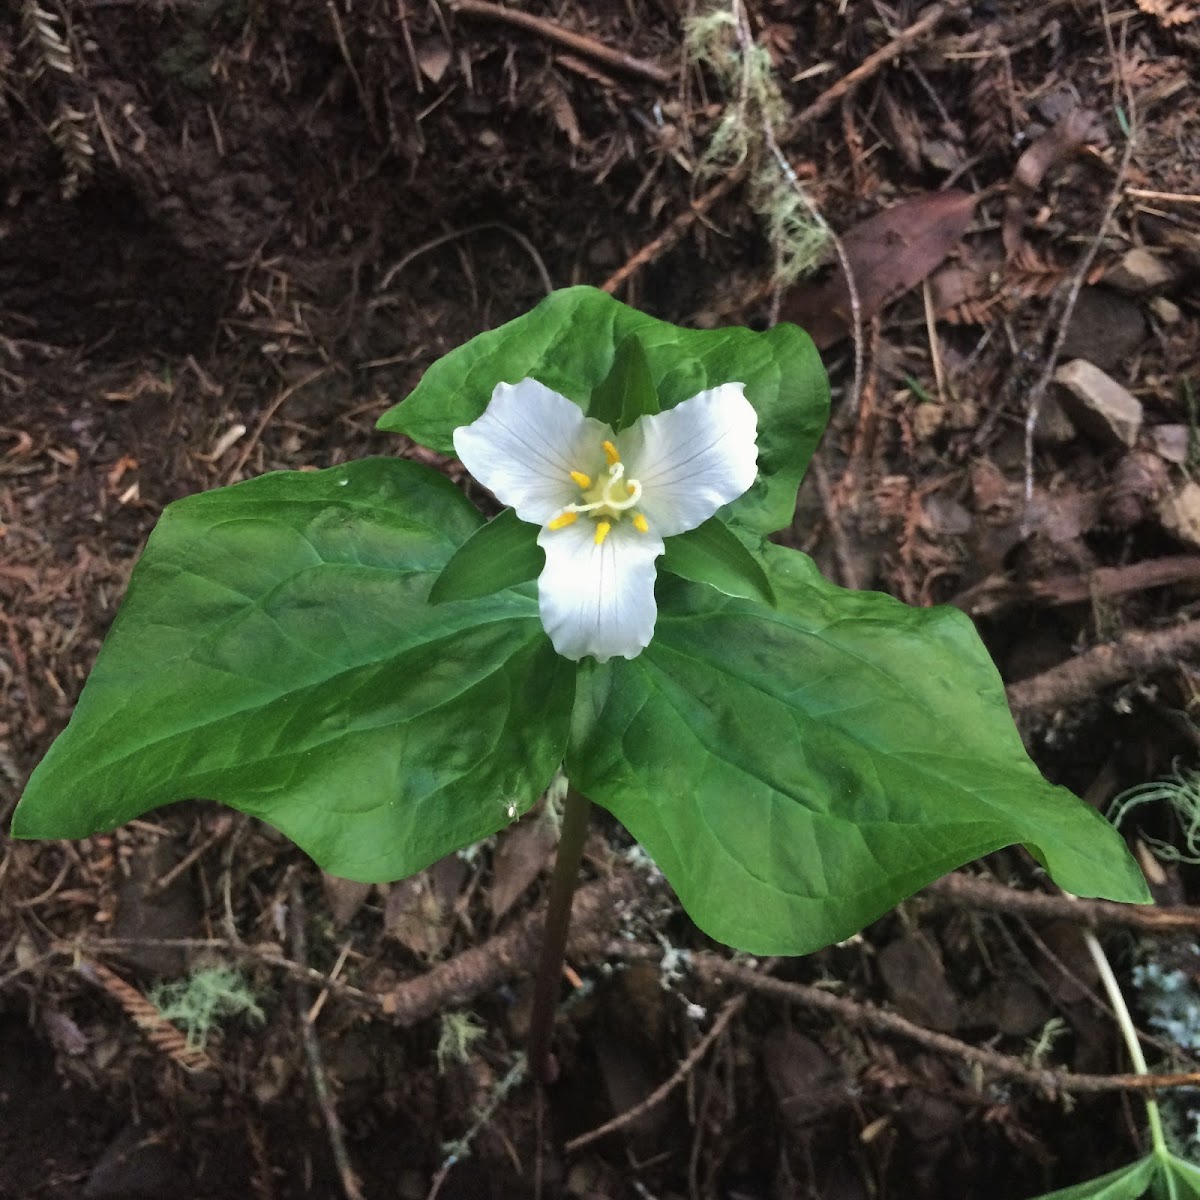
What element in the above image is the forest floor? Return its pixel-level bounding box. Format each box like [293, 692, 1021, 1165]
[2, 0, 1200, 1197]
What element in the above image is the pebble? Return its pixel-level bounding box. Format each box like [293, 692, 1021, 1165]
[1053, 358, 1143, 448]
[1103, 247, 1176, 294]
[1159, 481, 1200, 549]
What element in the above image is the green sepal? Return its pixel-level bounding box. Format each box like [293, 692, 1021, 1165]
[659, 518, 775, 606]
[588, 334, 659, 431]
[429, 507, 541, 604]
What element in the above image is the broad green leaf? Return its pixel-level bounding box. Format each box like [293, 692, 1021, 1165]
[429, 507, 541, 604]
[567, 542, 1149, 955]
[588, 333, 659, 431]
[1162, 1153, 1200, 1199]
[1028, 1157, 1157, 1200]
[12, 459, 573, 883]
[659, 518, 775, 605]
[377, 286, 829, 536]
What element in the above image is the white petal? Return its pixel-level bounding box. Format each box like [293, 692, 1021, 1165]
[617, 383, 758, 537]
[536, 520, 664, 662]
[453, 379, 609, 525]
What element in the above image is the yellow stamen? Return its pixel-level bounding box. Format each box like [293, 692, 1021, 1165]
[632, 512, 649, 534]
[570, 470, 592, 489]
[594, 520, 612, 546]
[548, 511, 578, 530]
[602, 440, 620, 466]
[626, 481, 637, 496]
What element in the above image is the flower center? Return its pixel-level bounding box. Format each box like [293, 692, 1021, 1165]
[547, 440, 651, 545]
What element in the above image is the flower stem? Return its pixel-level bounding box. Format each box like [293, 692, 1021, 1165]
[1081, 926, 1168, 1156]
[527, 785, 592, 1085]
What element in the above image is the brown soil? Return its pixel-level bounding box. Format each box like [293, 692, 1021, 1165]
[3, 1, 1200, 1198]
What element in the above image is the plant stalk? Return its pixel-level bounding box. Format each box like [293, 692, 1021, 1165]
[527, 785, 592, 1084]
[1081, 926, 1167, 1156]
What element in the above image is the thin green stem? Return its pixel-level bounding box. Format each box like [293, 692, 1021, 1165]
[527, 786, 592, 1085]
[1082, 926, 1168, 1156]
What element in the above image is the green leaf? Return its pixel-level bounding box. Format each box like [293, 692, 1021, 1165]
[659, 518, 775, 605]
[588, 333, 660, 431]
[429, 507, 541, 604]
[1162, 1152, 1200, 1199]
[12, 458, 573, 883]
[567, 543, 1149, 955]
[1026, 1157, 1157, 1200]
[378, 286, 829, 536]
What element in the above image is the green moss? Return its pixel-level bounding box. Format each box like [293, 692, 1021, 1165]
[435, 1011, 487, 1073]
[683, 3, 829, 288]
[150, 965, 265, 1049]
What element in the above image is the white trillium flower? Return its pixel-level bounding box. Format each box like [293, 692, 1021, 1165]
[452, 377, 759, 663]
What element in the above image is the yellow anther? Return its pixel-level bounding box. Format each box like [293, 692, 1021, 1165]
[602, 440, 620, 466]
[627, 481, 637, 496]
[594, 520, 612, 546]
[632, 512, 649, 534]
[548, 511, 579, 531]
[570, 470, 592, 490]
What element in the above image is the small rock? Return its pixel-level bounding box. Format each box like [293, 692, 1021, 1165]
[415, 37, 451, 84]
[1159, 482, 1200, 550]
[1059, 287, 1146, 371]
[911, 402, 944, 441]
[84, 1124, 182, 1198]
[923, 138, 964, 172]
[1105, 450, 1168, 529]
[1103, 247, 1176, 294]
[922, 493, 973, 537]
[1033, 394, 1077, 446]
[1150, 296, 1182, 325]
[1150, 424, 1190, 465]
[1053, 359, 1143, 448]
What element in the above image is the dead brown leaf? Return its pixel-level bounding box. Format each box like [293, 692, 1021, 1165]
[488, 811, 556, 921]
[878, 933, 961, 1033]
[761, 1027, 848, 1132]
[321, 872, 373, 928]
[383, 854, 466, 961]
[1003, 109, 1106, 258]
[780, 190, 978, 348]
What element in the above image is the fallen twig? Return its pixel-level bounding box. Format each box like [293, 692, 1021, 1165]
[288, 877, 365, 1200]
[565, 994, 745, 1153]
[925, 872, 1200, 933]
[378, 869, 653, 1024]
[224, 367, 330, 484]
[612, 944, 1200, 1097]
[447, 0, 673, 86]
[1005, 620, 1200, 721]
[81, 868, 653, 1024]
[76, 957, 212, 1074]
[375, 221, 554, 303]
[601, 3, 952, 296]
[955, 556, 1200, 619]
[1021, 0, 1135, 512]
